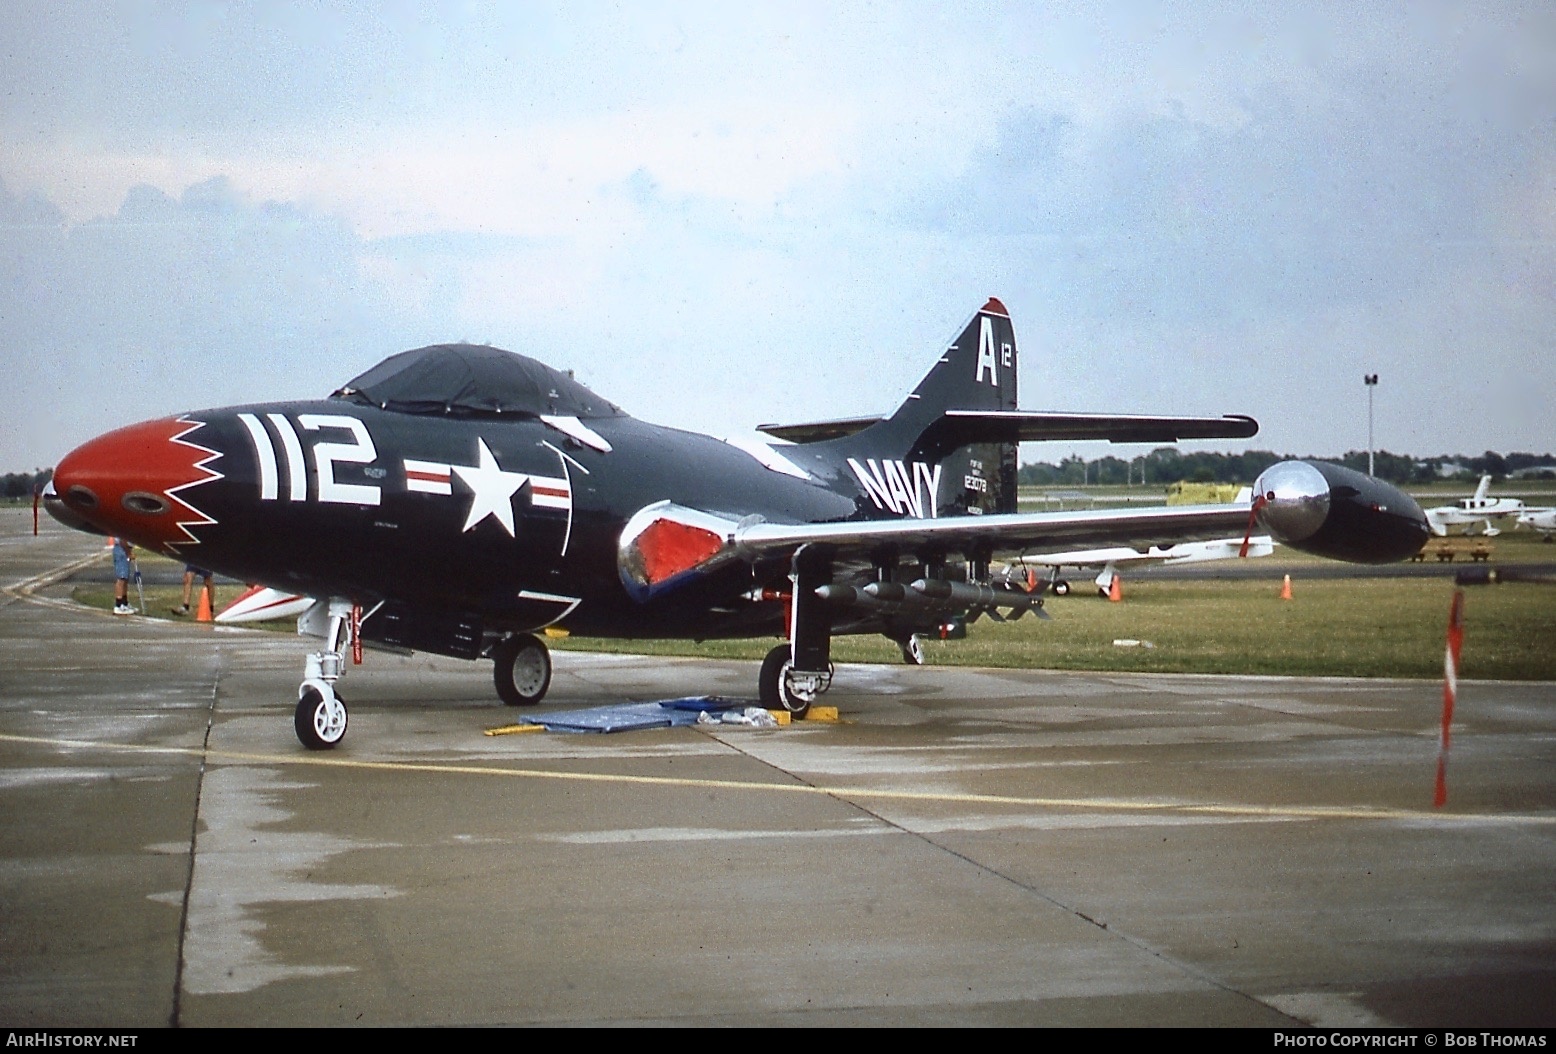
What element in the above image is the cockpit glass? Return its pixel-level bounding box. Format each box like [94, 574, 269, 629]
[331, 344, 621, 419]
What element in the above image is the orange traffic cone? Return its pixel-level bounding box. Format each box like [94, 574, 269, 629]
[1108, 575, 1123, 602]
[1280, 574, 1292, 600]
[196, 586, 213, 622]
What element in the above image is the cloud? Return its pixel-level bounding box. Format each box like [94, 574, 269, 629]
[3, 4, 1554, 468]
[0, 175, 440, 465]
[879, 38, 1556, 455]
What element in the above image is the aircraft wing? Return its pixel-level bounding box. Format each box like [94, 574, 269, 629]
[622, 500, 1260, 599]
[757, 410, 1258, 445]
[731, 503, 1255, 562]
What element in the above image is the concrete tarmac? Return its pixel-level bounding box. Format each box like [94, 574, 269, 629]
[2, 507, 1554, 1027]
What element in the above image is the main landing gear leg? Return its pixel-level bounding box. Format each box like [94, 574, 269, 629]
[295, 598, 353, 751]
[760, 544, 832, 719]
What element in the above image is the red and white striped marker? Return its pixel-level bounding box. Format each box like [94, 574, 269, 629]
[1238, 493, 1268, 558]
[1434, 589, 1465, 808]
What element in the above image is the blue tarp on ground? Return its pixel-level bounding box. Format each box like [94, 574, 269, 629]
[656, 695, 758, 712]
[525, 696, 758, 733]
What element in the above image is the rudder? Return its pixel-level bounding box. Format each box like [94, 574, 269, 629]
[892, 298, 1018, 427]
[834, 298, 1021, 516]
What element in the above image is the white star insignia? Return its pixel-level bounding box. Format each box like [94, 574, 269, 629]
[452, 438, 528, 536]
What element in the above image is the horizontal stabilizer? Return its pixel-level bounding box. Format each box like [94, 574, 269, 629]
[757, 410, 1257, 446]
[756, 415, 883, 444]
[937, 410, 1258, 445]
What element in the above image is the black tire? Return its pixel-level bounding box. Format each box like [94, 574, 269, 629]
[494, 633, 551, 706]
[295, 687, 346, 750]
[758, 644, 811, 719]
[1053, 580, 1071, 596]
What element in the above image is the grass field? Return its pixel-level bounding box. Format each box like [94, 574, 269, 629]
[74, 566, 1556, 682]
[536, 575, 1556, 681]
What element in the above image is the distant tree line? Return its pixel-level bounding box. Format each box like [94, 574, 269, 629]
[1018, 450, 1556, 487]
[2, 469, 52, 500]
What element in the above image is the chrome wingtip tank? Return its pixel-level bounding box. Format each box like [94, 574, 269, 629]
[1254, 460, 1429, 564]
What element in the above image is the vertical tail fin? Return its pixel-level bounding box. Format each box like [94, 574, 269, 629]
[832, 299, 1020, 516]
[888, 298, 1018, 432]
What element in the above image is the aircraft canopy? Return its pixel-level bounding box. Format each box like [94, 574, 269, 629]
[333, 343, 622, 419]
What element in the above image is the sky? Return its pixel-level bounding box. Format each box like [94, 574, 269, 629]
[2, 2, 1552, 472]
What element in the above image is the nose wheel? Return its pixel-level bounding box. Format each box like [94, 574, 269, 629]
[295, 686, 347, 751]
[292, 598, 356, 750]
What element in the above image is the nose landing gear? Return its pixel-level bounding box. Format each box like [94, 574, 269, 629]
[293, 598, 356, 750]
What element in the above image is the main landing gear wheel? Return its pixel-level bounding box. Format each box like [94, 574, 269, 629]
[759, 644, 816, 719]
[1052, 580, 1071, 596]
[295, 687, 347, 751]
[494, 633, 551, 706]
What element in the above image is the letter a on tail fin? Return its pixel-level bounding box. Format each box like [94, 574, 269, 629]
[839, 299, 1020, 516]
[898, 298, 1019, 424]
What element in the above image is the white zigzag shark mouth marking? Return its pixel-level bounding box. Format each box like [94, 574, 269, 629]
[163, 417, 224, 552]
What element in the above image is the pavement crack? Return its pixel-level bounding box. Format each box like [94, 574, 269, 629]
[170, 645, 224, 1027]
[708, 732, 1306, 1025]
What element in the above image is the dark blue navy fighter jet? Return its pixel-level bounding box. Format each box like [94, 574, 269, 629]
[47, 299, 1430, 748]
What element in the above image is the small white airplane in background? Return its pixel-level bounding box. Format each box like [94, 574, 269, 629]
[1024, 486, 1272, 597]
[216, 585, 313, 624]
[1027, 534, 1274, 597]
[1425, 476, 1528, 537]
[1517, 507, 1556, 541]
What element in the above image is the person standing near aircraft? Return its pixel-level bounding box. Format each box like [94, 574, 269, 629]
[178, 564, 214, 616]
[111, 537, 135, 615]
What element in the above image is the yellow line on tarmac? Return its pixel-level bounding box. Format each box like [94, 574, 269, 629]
[2, 731, 1551, 826]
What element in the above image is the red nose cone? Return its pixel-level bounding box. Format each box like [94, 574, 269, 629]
[53, 417, 221, 553]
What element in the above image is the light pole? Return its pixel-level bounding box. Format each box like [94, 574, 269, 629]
[1364, 374, 1379, 476]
